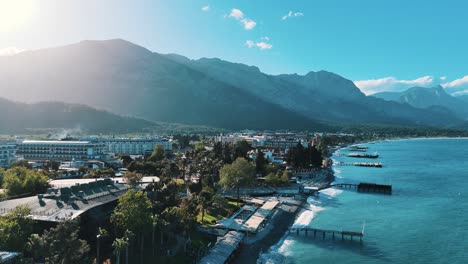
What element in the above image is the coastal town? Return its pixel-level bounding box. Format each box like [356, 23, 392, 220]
[0, 131, 372, 263]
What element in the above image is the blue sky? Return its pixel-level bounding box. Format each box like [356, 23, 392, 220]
[1, 0, 468, 95]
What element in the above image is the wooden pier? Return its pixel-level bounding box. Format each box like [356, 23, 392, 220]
[334, 162, 382, 168]
[289, 227, 364, 242]
[358, 182, 392, 195]
[330, 182, 392, 195]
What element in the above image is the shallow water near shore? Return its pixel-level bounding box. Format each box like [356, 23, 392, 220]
[259, 138, 468, 264]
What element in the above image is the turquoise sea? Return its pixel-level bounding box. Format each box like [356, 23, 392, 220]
[260, 138, 468, 264]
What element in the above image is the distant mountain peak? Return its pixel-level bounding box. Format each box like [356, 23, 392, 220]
[0, 38, 463, 129]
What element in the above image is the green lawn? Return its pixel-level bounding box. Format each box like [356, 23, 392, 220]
[197, 201, 241, 226]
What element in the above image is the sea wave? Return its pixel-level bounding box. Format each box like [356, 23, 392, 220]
[259, 188, 344, 263]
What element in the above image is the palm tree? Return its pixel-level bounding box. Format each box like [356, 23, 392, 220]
[96, 227, 108, 264]
[123, 230, 134, 264]
[112, 238, 127, 264]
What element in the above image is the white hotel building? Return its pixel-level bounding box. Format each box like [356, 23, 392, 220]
[102, 138, 172, 155]
[0, 144, 16, 168]
[16, 140, 107, 161]
[79, 137, 172, 155]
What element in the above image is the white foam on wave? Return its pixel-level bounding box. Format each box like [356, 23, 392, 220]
[292, 206, 324, 228]
[258, 188, 346, 263]
[320, 187, 344, 198]
[258, 235, 294, 263]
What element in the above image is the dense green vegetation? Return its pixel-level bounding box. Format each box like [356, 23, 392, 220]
[0, 205, 33, 252]
[1, 167, 49, 196]
[26, 220, 91, 263]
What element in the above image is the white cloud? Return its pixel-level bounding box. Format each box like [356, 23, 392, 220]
[354, 75, 468, 96]
[245, 40, 273, 50]
[201, 5, 210, 12]
[229, 8, 244, 20]
[354, 76, 435, 95]
[282, 10, 304, 20]
[441, 75, 468, 97]
[441, 75, 468, 88]
[256, 42, 273, 50]
[228, 8, 256, 30]
[0, 47, 24, 56]
[241, 18, 256, 30]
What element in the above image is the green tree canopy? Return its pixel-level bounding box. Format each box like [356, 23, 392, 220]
[219, 157, 255, 203]
[255, 151, 268, 175]
[233, 140, 251, 160]
[0, 167, 5, 187]
[149, 144, 165, 162]
[9, 160, 32, 169]
[26, 219, 90, 264]
[0, 205, 33, 252]
[123, 171, 143, 187]
[3, 167, 49, 196]
[111, 189, 153, 235]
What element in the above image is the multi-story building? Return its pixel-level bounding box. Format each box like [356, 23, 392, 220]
[103, 138, 172, 155]
[80, 137, 172, 155]
[0, 144, 16, 168]
[16, 140, 107, 161]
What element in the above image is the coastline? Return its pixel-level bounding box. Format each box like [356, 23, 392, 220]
[233, 141, 361, 264]
[235, 137, 468, 263]
[233, 203, 299, 264]
[233, 166, 336, 264]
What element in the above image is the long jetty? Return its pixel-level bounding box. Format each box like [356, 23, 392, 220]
[289, 227, 364, 242]
[334, 161, 382, 168]
[331, 182, 392, 195]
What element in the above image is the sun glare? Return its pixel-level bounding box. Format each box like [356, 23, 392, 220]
[0, 0, 36, 33]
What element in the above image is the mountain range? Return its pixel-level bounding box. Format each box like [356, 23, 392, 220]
[0, 98, 154, 134]
[0, 39, 465, 131]
[372, 86, 468, 120]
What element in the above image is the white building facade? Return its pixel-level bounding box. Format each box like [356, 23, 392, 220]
[0, 144, 16, 168]
[101, 138, 172, 155]
[16, 140, 107, 161]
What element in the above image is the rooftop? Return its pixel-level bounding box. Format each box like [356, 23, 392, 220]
[21, 140, 93, 145]
[199, 231, 245, 264]
[0, 179, 134, 222]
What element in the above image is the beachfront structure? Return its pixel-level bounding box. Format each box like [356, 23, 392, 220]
[80, 137, 172, 155]
[217, 199, 279, 234]
[199, 231, 245, 264]
[16, 140, 107, 161]
[0, 144, 16, 168]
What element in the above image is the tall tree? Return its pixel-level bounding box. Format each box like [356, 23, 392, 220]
[111, 190, 152, 263]
[123, 171, 143, 187]
[0, 167, 5, 187]
[96, 227, 109, 264]
[198, 190, 213, 223]
[255, 151, 268, 175]
[0, 205, 33, 252]
[219, 157, 255, 204]
[26, 219, 90, 264]
[112, 237, 127, 264]
[233, 140, 251, 160]
[149, 144, 165, 162]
